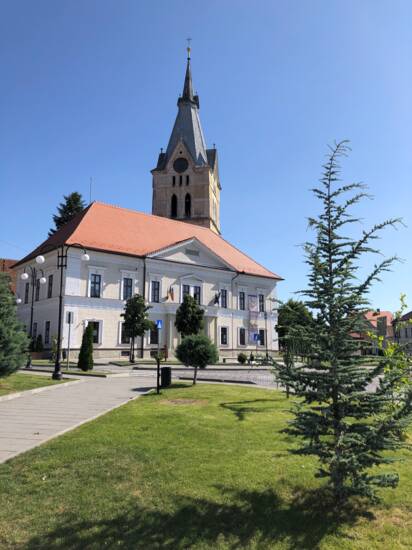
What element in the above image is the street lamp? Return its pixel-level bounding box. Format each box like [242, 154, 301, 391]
[20, 255, 47, 367]
[52, 244, 89, 380]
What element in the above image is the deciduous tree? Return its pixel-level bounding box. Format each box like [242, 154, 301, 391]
[175, 295, 204, 337]
[122, 294, 154, 363]
[176, 334, 218, 384]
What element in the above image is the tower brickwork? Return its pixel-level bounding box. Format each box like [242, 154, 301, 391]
[151, 49, 221, 234]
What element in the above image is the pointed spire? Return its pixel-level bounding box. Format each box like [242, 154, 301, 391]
[181, 49, 194, 102]
[178, 42, 199, 108]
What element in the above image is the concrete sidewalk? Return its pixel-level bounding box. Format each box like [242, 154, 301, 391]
[0, 374, 155, 464]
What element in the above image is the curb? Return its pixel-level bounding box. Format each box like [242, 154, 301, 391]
[21, 367, 109, 378]
[178, 376, 255, 385]
[0, 378, 84, 403]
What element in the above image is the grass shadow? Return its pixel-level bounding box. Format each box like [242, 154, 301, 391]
[220, 398, 281, 421]
[25, 485, 372, 549]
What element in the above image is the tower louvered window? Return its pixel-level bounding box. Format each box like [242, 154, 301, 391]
[171, 194, 178, 218]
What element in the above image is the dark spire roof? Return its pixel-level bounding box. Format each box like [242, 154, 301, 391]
[181, 53, 194, 103]
[159, 49, 207, 168]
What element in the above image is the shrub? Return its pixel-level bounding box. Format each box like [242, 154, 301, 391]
[176, 334, 219, 385]
[77, 325, 94, 371]
[35, 334, 44, 352]
[237, 352, 247, 364]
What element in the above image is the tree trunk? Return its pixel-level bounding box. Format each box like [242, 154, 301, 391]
[193, 366, 198, 385]
[130, 336, 135, 363]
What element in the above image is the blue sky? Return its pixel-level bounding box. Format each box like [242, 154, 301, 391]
[1, 0, 411, 311]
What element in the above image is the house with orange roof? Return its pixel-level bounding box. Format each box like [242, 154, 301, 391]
[13, 51, 282, 361]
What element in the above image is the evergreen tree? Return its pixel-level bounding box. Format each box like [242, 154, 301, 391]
[49, 192, 86, 236]
[278, 141, 412, 503]
[175, 295, 204, 337]
[176, 334, 219, 384]
[276, 300, 314, 398]
[277, 299, 313, 344]
[122, 294, 154, 363]
[0, 273, 29, 377]
[77, 324, 94, 371]
[35, 334, 44, 352]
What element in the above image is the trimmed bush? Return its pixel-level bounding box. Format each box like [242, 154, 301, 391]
[176, 334, 219, 385]
[237, 352, 247, 365]
[77, 325, 94, 371]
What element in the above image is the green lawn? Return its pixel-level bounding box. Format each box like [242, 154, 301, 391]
[0, 384, 411, 549]
[0, 372, 65, 397]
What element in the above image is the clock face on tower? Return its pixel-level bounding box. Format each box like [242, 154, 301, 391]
[173, 157, 188, 173]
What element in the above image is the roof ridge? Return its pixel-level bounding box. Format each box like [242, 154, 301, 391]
[92, 201, 216, 233]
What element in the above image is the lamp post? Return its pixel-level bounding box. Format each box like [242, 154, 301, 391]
[36, 244, 89, 380]
[20, 258, 47, 367]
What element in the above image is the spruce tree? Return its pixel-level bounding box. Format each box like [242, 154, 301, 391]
[77, 324, 94, 371]
[278, 141, 412, 503]
[49, 192, 86, 236]
[0, 273, 29, 377]
[175, 294, 204, 337]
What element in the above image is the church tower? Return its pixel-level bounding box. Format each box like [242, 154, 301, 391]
[151, 47, 221, 234]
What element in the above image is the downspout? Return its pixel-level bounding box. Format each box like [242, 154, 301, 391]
[140, 256, 147, 359]
[231, 271, 242, 356]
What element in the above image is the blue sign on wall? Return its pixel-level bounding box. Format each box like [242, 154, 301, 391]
[156, 319, 163, 330]
[253, 333, 259, 342]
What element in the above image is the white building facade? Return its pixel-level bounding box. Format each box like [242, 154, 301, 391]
[15, 237, 279, 361]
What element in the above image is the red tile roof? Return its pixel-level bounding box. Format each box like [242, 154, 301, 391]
[13, 202, 282, 280]
[0, 258, 18, 293]
[364, 310, 393, 328]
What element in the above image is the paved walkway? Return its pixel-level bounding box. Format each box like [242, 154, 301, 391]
[0, 373, 155, 464]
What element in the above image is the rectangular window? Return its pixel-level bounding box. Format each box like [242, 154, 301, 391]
[259, 329, 265, 346]
[186, 175, 190, 185]
[35, 279, 40, 301]
[193, 286, 201, 305]
[47, 274, 53, 299]
[151, 280, 160, 303]
[123, 277, 133, 301]
[90, 274, 101, 298]
[90, 321, 100, 344]
[24, 283, 29, 304]
[239, 327, 246, 346]
[220, 289, 227, 308]
[172, 175, 176, 186]
[220, 326, 228, 346]
[150, 327, 159, 345]
[121, 323, 130, 344]
[44, 321, 50, 345]
[239, 291, 245, 311]
[179, 175, 183, 186]
[32, 322, 38, 340]
[182, 284, 190, 300]
[259, 294, 265, 312]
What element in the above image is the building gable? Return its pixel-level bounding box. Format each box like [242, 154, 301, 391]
[148, 238, 233, 271]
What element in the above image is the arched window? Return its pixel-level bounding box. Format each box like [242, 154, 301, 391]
[185, 193, 191, 218]
[171, 194, 178, 218]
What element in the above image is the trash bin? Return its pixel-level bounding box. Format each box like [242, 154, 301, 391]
[161, 366, 172, 388]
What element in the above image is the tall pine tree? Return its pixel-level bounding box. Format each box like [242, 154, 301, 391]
[0, 273, 29, 377]
[278, 141, 412, 503]
[49, 192, 86, 236]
